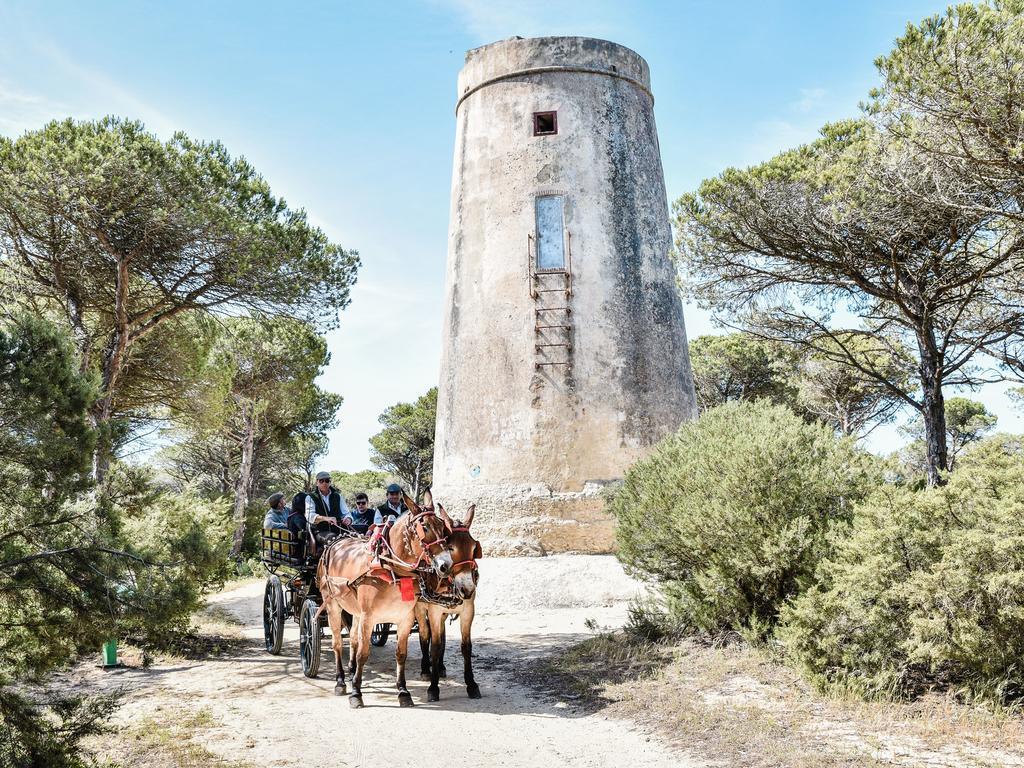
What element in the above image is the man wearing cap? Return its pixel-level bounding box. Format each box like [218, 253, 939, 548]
[369, 483, 410, 557]
[305, 472, 352, 529]
[263, 492, 290, 530]
[375, 483, 409, 525]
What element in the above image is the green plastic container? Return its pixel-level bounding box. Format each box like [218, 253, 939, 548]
[102, 639, 118, 667]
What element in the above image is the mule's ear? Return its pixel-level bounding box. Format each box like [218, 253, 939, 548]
[473, 541, 482, 560]
[464, 504, 476, 528]
[437, 502, 454, 530]
[422, 488, 434, 511]
[404, 493, 421, 515]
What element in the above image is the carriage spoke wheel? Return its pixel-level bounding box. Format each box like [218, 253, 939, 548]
[263, 575, 284, 655]
[299, 599, 322, 678]
[370, 623, 390, 647]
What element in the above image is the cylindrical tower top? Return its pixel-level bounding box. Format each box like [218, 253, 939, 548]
[456, 36, 652, 113]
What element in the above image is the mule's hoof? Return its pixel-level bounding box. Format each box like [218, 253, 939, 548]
[439, 665, 448, 679]
[349, 694, 364, 709]
[467, 683, 482, 699]
[427, 686, 440, 703]
[334, 683, 347, 696]
[398, 691, 414, 708]
[419, 671, 432, 682]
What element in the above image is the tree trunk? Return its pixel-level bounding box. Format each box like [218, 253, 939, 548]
[91, 258, 132, 484]
[230, 403, 257, 559]
[413, 457, 422, 502]
[916, 330, 948, 487]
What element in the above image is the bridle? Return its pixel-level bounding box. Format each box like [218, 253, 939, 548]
[400, 510, 450, 572]
[447, 525, 479, 576]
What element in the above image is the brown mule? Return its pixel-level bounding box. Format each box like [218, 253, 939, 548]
[416, 502, 483, 701]
[317, 491, 453, 708]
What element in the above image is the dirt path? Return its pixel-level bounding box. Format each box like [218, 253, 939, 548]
[71, 556, 705, 768]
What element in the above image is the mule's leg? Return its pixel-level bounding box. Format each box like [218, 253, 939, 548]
[347, 614, 357, 675]
[427, 606, 445, 702]
[460, 600, 481, 698]
[327, 604, 346, 695]
[438, 621, 448, 678]
[344, 610, 356, 675]
[395, 611, 416, 707]
[416, 604, 432, 681]
[349, 613, 370, 709]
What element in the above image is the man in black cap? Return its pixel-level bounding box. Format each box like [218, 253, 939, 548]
[374, 483, 409, 525]
[369, 483, 409, 556]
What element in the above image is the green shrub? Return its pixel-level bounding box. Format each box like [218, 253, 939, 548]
[779, 435, 1024, 704]
[611, 400, 878, 637]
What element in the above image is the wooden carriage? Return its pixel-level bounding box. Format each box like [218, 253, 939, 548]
[260, 527, 392, 678]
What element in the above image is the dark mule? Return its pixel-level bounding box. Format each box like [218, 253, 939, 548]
[317, 493, 453, 708]
[416, 502, 482, 700]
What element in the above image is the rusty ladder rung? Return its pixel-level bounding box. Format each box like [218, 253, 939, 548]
[535, 307, 570, 314]
[536, 343, 572, 351]
[536, 361, 571, 368]
[535, 324, 571, 331]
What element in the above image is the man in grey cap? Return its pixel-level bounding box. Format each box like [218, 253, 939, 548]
[263, 492, 290, 530]
[305, 471, 352, 529]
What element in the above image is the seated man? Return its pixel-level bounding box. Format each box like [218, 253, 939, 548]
[369, 483, 410, 556]
[304, 471, 352, 553]
[263, 492, 290, 530]
[349, 492, 375, 535]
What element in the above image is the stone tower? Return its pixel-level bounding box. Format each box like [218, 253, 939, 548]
[433, 36, 697, 554]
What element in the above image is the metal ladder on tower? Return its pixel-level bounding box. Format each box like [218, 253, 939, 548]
[527, 232, 573, 371]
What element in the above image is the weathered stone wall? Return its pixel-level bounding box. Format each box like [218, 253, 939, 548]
[434, 37, 697, 555]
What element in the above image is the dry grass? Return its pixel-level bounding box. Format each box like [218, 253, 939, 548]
[123, 601, 249, 664]
[89, 706, 251, 768]
[533, 631, 1024, 768]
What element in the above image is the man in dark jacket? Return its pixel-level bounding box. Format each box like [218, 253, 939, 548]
[370, 483, 410, 557]
[374, 483, 409, 524]
[349, 492, 375, 535]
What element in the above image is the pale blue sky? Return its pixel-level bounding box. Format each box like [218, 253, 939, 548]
[2, 0, 1019, 471]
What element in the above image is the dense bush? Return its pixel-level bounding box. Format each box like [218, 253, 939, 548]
[779, 435, 1024, 703]
[611, 400, 878, 637]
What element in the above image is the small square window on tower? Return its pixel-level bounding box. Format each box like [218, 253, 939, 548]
[533, 111, 558, 136]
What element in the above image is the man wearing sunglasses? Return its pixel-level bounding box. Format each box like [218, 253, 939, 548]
[349, 492, 374, 535]
[305, 471, 352, 530]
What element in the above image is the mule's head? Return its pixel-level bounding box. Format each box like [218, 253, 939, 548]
[438, 503, 481, 600]
[404, 492, 454, 578]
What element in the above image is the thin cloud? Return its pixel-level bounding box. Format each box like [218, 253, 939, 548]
[0, 81, 70, 136]
[794, 86, 827, 113]
[34, 41, 178, 137]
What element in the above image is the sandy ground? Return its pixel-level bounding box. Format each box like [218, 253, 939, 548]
[68, 556, 706, 768]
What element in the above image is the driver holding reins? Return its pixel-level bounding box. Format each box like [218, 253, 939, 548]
[305, 471, 352, 547]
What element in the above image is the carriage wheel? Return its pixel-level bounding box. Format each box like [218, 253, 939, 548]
[299, 599, 322, 678]
[263, 575, 285, 655]
[370, 623, 390, 647]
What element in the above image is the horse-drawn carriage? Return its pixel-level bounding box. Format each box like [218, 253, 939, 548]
[260, 526, 391, 677]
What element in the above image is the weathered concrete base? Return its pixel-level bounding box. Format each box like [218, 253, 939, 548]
[435, 481, 619, 556]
